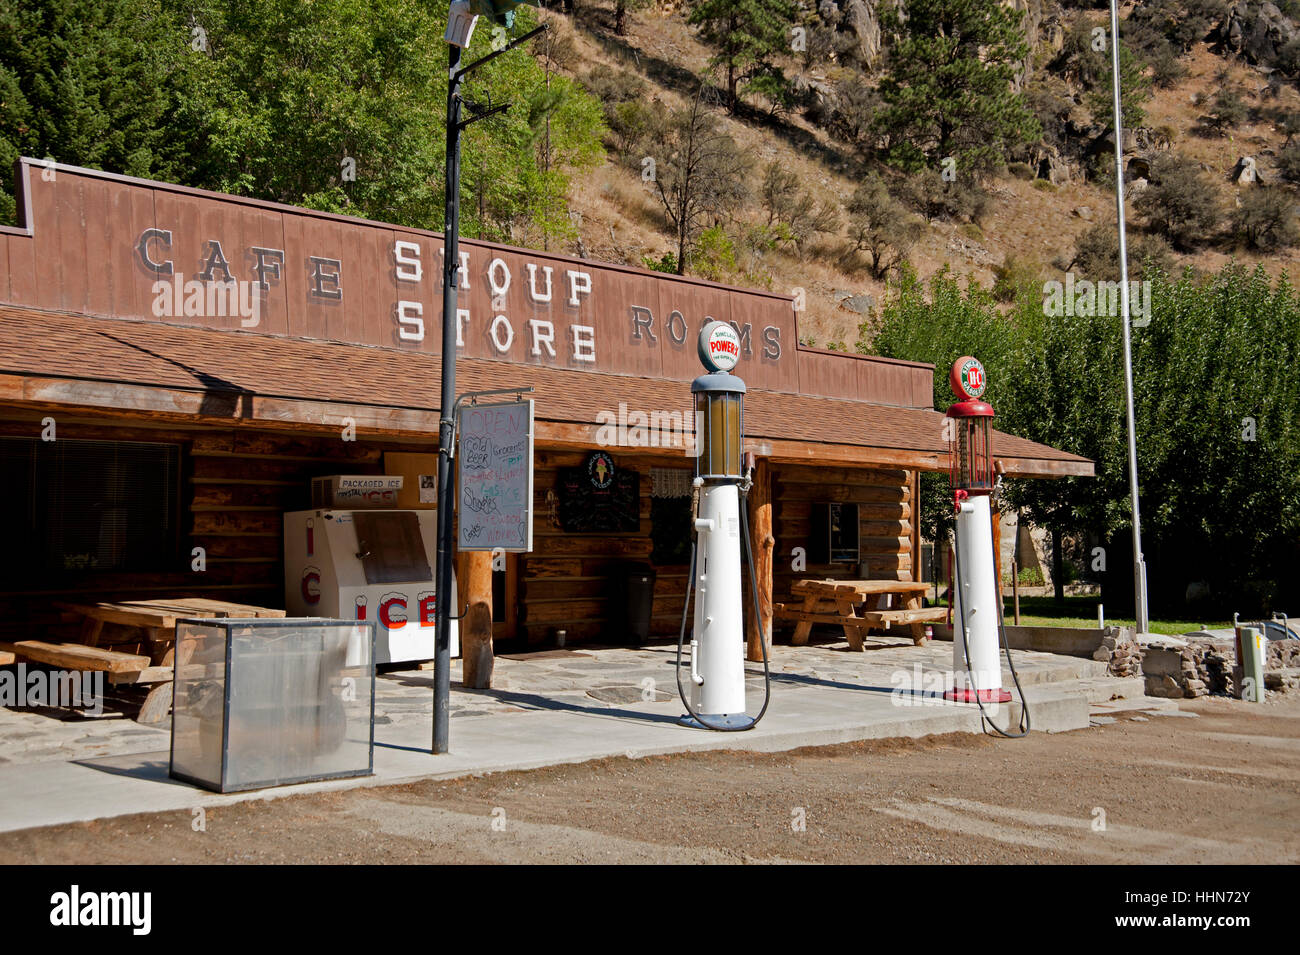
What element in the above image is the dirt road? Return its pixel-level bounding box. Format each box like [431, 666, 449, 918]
[2, 695, 1297, 864]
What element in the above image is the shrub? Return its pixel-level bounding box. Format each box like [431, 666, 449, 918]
[692, 225, 737, 281]
[759, 160, 841, 256]
[1149, 44, 1189, 89]
[642, 251, 678, 273]
[1279, 143, 1300, 184]
[846, 175, 923, 280]
[1233, 187, 1300, 251]
[1133, 153, 1222, 250]
[897, 169, 988, 224]
[1200, 89, 1249, 136]
[1070, 222, 1174, 281]
[992, 255, 1042, 303]
[1279, 37, 1300, 77]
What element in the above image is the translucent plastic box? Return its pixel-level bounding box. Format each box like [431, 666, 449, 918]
[169, 618, 375, 793]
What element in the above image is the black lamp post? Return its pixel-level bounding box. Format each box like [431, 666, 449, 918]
[433, 5, 545, 754]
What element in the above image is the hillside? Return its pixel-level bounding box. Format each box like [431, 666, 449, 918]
[543, 0, 1300, 350]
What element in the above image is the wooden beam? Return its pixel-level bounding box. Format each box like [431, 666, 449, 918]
[0, 640, 151, 673]
[460, 550, 494, 689]
[746, 458, 773, 663]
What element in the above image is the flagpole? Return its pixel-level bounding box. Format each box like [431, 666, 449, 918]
[1108, 0, 1149, 635]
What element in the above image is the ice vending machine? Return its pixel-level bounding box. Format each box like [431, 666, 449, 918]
[284, 477, 457, 664]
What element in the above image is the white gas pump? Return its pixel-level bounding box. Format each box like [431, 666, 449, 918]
[676, 321, 770, 731]
[943, 358, 1029, 736]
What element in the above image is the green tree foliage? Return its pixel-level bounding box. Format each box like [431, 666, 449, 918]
[858, 268, 1017, 541]
[1083, 45, 1152, 129]
[0, 0, 197, 225]
[864, 263, 1300, 615]
[874, 0, 1040, 172]
[687, 0, 797, 112]
[1, 1, 606, 244]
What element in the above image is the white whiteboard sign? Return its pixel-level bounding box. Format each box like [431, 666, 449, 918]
[457, 400, 534, 552]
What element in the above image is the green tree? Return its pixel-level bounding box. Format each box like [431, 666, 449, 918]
[0, 0, 199, 224]
[863, 262, 1300, 616]
[1, 1, 606, 243]
[860, 268, 1017, 542]
[1083, 46, 1152, 129]
[687, 0, 796, 113]
[874, 0, 1040, 172]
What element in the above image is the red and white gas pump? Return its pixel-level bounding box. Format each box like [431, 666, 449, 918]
[943, 357, 1016, 710]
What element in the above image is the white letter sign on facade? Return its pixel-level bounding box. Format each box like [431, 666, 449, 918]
[458, 400, 534, 553]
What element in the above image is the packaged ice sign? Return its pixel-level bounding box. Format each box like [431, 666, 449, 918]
[458, 400, 535, 552]
[311, 475, 403, 509]
[698, 320, 741, 373]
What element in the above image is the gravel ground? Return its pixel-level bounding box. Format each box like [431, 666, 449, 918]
[1, 694, 1297, 865]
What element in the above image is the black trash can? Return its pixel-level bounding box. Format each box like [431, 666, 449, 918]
[616, 562, 657, 645]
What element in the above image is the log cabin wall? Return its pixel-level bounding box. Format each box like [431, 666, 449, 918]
[770, 463, 919, 618]
[0, 413, 435, 636]
[3, 409, 924, 650]
[523, 449, 694, 646]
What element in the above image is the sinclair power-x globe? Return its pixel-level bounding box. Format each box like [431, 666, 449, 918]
[944, 357, 1011, 704]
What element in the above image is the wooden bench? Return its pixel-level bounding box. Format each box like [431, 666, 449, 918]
[28, 598, 287, 722]
[775, 578, 944, 649]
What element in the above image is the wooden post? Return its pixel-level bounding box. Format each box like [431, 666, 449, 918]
[746, 458, 774, 662]
[992, 499, 1003, 605]
[1012, 558, 1021, 625]
[460, 550, 494, 689]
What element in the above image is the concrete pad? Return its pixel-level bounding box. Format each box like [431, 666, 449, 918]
[0, 640, 1109, 833]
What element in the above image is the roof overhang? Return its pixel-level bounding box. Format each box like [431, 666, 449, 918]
[2, 307, 1093, 478]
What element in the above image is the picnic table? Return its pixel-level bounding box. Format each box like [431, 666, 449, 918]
[1, 598, 285, 723]
[774, 578, 946, 649]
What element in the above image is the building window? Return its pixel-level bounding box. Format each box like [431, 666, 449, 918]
[810, 502, 860, 564]
[3, 437, 182, 579]
[650, 467, 693, 566]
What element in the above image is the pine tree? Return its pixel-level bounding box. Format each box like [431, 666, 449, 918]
[874, 0, 1040, 173]
[686, 0, 796, 112]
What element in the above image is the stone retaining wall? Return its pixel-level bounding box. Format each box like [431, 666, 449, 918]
[1144, 635, 1300, 699]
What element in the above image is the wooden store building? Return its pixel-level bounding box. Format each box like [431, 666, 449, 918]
[0, 159, 1091, 690]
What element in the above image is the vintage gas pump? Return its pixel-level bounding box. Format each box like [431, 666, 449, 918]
[943, 358, 1022, 725]
[676, 322, 770, 731]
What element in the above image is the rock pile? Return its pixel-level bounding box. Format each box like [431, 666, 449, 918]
[1143, 639, 1210, 699]
[1093, 626, 1142, 678]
